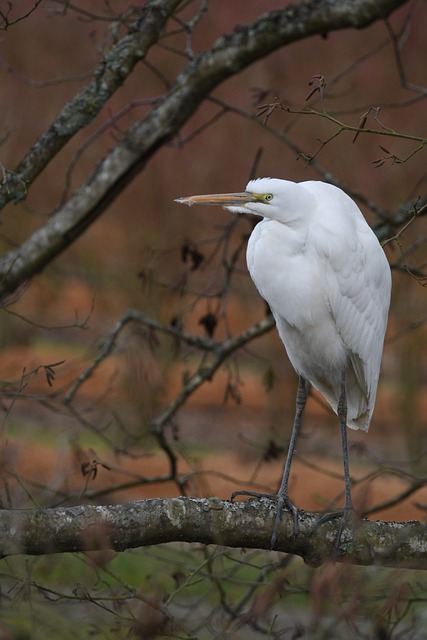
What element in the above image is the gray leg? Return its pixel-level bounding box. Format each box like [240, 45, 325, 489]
[311, 371, 355, 556]
[271, 375, 307, 549]
[337, 371, 353, 511]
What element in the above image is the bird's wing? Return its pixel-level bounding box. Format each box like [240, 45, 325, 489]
[314, 217, 391, 430]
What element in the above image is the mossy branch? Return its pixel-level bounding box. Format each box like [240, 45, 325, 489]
[0, 497, 425, 569]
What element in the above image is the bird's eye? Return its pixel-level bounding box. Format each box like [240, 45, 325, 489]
[265, 194, 273, 202]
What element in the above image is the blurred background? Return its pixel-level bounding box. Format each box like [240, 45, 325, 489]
[0, 0, 426, 516]
[0, 1, 426, 638]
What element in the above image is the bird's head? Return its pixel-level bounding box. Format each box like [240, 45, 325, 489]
[175, 177, 315, 224]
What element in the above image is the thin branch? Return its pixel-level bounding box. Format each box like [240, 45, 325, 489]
[0, 0, 43, 30]
[362, 476, 427, 517]
[385, 8, 427, 96]
[271, 104, 427, 161]
[149, 316, 275, 434]
[63, 309, 224, 404]
[0, 57, 93, 88]
[0, 0, 182, 210]
[208, 95, 391, 221]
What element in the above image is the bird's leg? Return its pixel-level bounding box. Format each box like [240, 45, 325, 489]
[330, 371, 355, 553]
[312, 371, 355, 554]
[338, 371, 353, 514]
[231, 376, 306, 548]
[270, 375, 307, 549]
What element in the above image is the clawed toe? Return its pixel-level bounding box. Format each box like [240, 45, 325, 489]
[270, 494, 299, 550]
[312, 506, 355, 533]
[230, 489, 299, 550]
[230, 489, 277, 502]
[311, 506, 356, 558]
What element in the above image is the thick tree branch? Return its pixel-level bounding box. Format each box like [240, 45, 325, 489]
[0, 0, 409, 299]
[0, 0, 182, 209]
[0, 497, 425, 569]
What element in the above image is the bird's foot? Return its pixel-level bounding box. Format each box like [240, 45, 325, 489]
[230, 489, 299, 549]
[270, 492, 299, 550]
[311, 505, 356, 559]
[230, 489, 276, 502]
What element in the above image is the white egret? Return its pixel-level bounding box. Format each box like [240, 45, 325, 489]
[175, 178, 391, 548]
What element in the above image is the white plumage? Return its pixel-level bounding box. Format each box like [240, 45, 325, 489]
[176, 177, 391, 544]
[242, 178, 391, 432]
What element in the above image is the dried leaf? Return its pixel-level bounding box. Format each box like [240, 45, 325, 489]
[199, 312, 217, 338]
[306, 75, 327, 101]
[263, 439, 284, 462]
[224, 381, 242, 405]
[263, 365, 276, 392]
[181, 240, 204, 271]
[42, 360, 65, 387]
[353, 111, 368, 144]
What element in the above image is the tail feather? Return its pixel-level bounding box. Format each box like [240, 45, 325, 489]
[311, 358, 373, 432]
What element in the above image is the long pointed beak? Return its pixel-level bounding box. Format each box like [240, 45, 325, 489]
[175, 192, 252, 207]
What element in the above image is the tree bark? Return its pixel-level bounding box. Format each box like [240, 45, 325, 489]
[1, 497, 425, 569]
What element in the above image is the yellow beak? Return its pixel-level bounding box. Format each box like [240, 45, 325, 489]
[175, 192, 252, 207]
